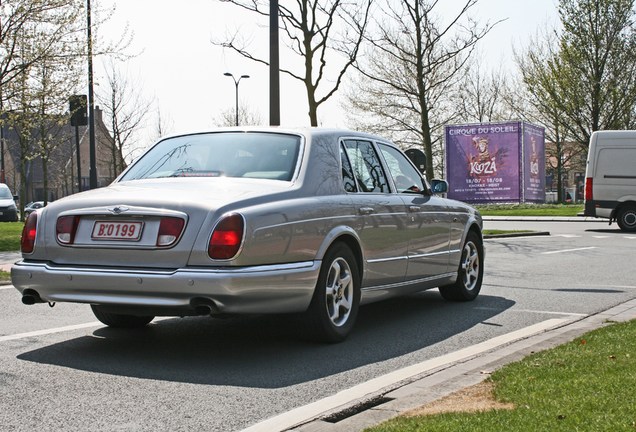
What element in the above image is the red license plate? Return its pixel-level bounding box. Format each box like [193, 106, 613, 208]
[92, 221, 143, 241]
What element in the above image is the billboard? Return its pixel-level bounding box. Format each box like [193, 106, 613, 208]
[522, 123, 546, 202]
[445, 121, 545, 203]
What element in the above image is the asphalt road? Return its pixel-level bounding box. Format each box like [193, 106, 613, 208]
[1, 219, 634, 431]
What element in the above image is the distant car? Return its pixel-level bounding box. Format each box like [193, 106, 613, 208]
[0, 183, 18, 222]
[12, 128, 484, 342]
[23, 201, 46, 217]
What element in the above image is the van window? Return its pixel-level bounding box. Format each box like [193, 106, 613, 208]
[597, 148, 636, 179]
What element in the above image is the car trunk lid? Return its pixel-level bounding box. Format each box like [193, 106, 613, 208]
[31, 178, 292, 269]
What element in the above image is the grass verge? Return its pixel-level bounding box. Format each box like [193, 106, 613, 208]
[0, 222, 23, 252]
[476, 203, 584, 217]
[365, 320, 636, 432]
[0, 222, 22, 282]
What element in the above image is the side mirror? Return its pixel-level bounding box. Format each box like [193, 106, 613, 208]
[430, 179, 448, 194]
[13, 195, 19, 202]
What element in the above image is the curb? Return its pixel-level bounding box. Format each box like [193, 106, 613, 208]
[288, 299, 636, 432]
[483, 231, 550, 239]
[482, 216, 604, 222]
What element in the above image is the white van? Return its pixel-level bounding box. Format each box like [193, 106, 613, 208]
[584, 130, 636, 232]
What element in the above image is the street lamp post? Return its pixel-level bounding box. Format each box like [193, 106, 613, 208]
[87, 0, 97, 189]
[224, 72, 250, 126]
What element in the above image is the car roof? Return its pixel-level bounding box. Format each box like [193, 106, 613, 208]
[155, 127, 393, 146]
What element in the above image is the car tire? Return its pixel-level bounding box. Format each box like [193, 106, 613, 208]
[91, 305, 154, 328]
[305, 243, 360, 343]
[616, 205, 636, 232]
[439, 231, 483, 302]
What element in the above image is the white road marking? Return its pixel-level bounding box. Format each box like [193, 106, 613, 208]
[241, 318, 570, 432]
[592, 236, 610, 239]
[554, 234, 581, 238]
[0, 317, 173, 343]
[0, 322, 102, 343]
[542, 247, 597, 255]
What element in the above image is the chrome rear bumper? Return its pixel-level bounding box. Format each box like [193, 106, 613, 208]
[11, 260, 321, 315]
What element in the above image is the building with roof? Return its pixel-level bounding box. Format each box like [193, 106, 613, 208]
[0, 107, 118, 208]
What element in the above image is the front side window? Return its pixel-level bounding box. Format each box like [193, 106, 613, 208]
[120, 132, 301, 182]
[378, 144, 426, 193]
[343, 140, 390, 193]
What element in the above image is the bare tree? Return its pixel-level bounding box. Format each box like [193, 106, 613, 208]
[97, 61, 152, 177]
[1, 0, 135, 207]
[215, 0, 372, 126]
[559, 0, 636, 144]
[213, 104, 263, 127]
[153, 107, 173, 141]
[513, 0, 636, 202]
[520, 0, 636, 150]
[0, 0, 83, 104]
[346, 0, 498, 180]
[454, 57, 508, 124]
[510, 29, 571, 202]
[32, 55, 82, 205]
[2, 0, 84, 212]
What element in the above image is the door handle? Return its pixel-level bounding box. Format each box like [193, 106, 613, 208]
[358, 207, 375, 215]
[408, 206, 421, 212]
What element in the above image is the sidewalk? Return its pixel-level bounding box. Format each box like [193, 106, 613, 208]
[289, 298, 636, 432]
[0, 251, 20, 273]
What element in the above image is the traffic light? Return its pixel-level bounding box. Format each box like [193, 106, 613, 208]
[69, 95, 88, 127]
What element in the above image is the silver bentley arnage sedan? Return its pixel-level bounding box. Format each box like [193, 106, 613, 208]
[12, 128, 484, 342]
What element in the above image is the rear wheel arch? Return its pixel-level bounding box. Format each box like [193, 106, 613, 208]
[317, 228, 364, 281]
[332, 234, 364, 281]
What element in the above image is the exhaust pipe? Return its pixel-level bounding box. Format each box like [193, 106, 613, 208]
[22, 290, 45, 305]
[190, 298, 219, 316]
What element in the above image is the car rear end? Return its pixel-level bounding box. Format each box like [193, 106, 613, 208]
[12, 180, 321, 317]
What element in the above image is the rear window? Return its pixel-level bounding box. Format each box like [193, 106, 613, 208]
[121, 132, 301, 181]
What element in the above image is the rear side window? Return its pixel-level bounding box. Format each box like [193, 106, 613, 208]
[340, 145, 358, 192]
[343, 140, 390, 193]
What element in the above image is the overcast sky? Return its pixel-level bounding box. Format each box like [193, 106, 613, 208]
[97, 0, 559, 148]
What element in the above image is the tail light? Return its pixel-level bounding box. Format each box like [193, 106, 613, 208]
[585, 177, 593, 201]
[208, 214, 244, 260]
[21, 212, 38, 253]
[157, 217, 185, 247]
[56, 215, 80, 244]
